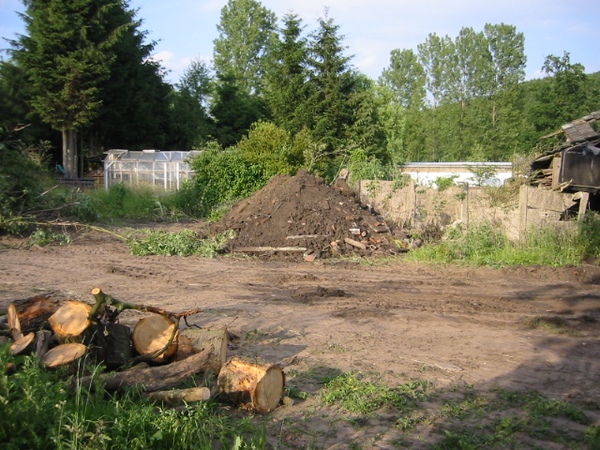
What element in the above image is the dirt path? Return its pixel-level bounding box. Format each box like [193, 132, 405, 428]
[2, 229, 600, 448]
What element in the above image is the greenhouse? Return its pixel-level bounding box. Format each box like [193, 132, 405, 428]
[103, 149, 201, 190]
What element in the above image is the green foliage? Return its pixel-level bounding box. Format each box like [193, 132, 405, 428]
[410, 214, 600, 267]
[29, 228, 73, 247]
[0, 127, 53, 231]
[263, 13, 312, 136]
[169, 59, 214, 150]
[236, 121, 303, 175]
[213, 0, 277, 96]
[128, 229, 235, 257]
[433, 175, 458, 191]
[321, 371, 429, 415]
[0, 346, 266, 450]
[187, 124, 308, 216]
[346, 148, 394, 183]
[88, 184, 163, 221]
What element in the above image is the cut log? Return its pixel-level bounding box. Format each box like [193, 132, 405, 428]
[176, 328, 227, 372]
[132, 315, 178, 362]
[217, 357, 285, 413]
[9, 332, 35, 356]
[48, 301, 92, 340]
[145, 386, 211, 404]
[88, 323, 132, 369]
[76, 347, 213, 392]
[42, 343, 87, 368]
[35, 330, 53, 359]
[5, 294, 61, 335]
[7, 303, 22, 341]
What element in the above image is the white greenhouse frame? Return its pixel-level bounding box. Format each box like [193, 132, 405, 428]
[103, 149, 202, 190]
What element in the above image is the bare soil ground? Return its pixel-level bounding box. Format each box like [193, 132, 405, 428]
[2, 225, 600, 448]
[2, 171, 600, 448]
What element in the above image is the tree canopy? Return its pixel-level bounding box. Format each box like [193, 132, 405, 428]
[1, 0, 598, 193]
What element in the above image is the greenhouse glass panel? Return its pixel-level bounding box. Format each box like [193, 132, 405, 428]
[103, 149, 201, 190]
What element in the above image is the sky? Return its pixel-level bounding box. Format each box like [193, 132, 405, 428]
[1, 0, 599, 85]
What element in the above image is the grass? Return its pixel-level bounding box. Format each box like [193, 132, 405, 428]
[408, 213, 600, 268]
[320, 371, 430, 415]
[4, 346, 600, 450]
[428, 388, 598, 449]
[0, 345, 266, 450]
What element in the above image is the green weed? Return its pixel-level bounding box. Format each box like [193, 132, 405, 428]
[409, 213, 600, 268]
[321, 372, 430, 415]
[29, 228, 73, 247]
[0, 345, 266, 450]
[127, 229, 235, 257]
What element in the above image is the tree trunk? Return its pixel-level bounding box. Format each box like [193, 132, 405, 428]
[75, 347, 213, 392]
[7, 303, 22, 341]
[217, 357, 285, 413]
[176, 328, 228, 373]
[35, 330, 54, 359]
[62, 127, 78, 178]
[10, 332, 35, 356]
[88, 323, 132, 369]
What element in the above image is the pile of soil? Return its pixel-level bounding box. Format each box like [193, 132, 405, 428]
[212, 170, 399, 259]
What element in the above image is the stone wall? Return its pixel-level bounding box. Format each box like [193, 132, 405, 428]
[358, 180, 585, 240]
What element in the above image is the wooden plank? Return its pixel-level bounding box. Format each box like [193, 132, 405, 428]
[233, 246, 307, 253]
[344, 238, 367, 250]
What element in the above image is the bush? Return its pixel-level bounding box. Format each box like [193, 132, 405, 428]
[187, 123, 309, 217]
[0, 127, 52, 231]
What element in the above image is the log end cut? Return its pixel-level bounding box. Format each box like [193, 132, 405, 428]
[218, 357, 285, 413]
[42, 343, 87, 368]
[48, 301, 92, 338]
[9, 332, 35, 356]
[132, 315, 178, 362]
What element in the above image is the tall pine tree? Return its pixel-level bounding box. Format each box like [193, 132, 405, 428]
[13, 0, 130, 177]
[306, 12, 358, 165]
[263, 13, 312, 135]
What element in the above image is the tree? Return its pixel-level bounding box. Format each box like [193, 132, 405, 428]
[169, 58, 214, 150]
[532, 52, 588, 134]
[306, 12, 358, 165]
[213, 0, 276, 96]
[417, 33, 455, 109]
[379, 48, 426, 109]
[264, 13, 312, 135]
[13, 0, 130, 177]
[210, 73, 267, 147]
[90, 5, 172, 153]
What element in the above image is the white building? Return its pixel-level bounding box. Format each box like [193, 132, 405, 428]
[400, 162, 513, 187]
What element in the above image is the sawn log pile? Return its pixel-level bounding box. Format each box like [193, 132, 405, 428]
[1, 290, 285, 413]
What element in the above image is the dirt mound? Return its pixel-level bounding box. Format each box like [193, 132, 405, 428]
[212, 170, 398, 259]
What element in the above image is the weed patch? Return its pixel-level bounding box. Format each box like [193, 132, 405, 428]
[127, 229, 235, 257]
[0, 345, 266, 450]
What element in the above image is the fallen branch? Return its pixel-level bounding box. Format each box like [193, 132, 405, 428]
[75, 348, 213, 392]
[145, 386, 211, 404]
[89, 288, 201, 322]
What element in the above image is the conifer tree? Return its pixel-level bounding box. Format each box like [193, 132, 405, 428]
[14, 0, 129, 177]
